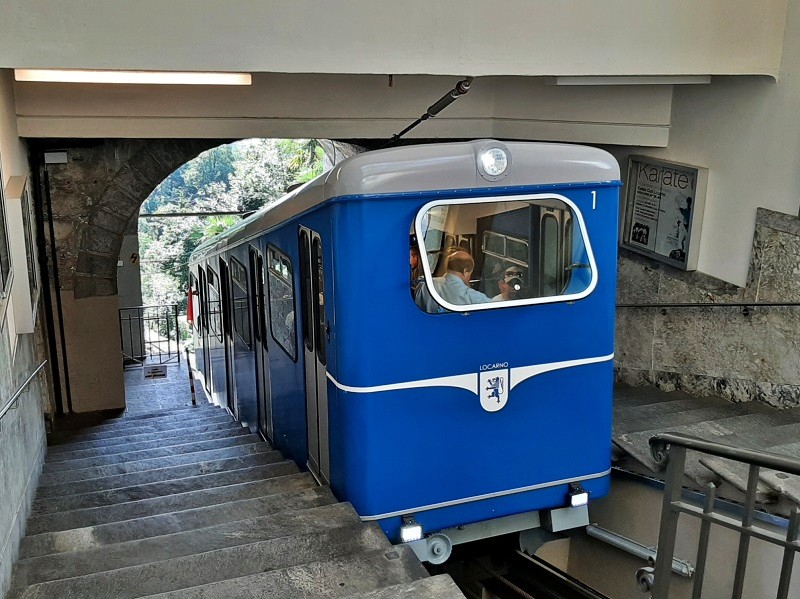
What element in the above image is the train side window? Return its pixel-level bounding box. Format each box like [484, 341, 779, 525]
[248, 247, 266, 345]
[299, 230, 314, 353]
[190, 273, 200, 331]
[197, 267, 207, 333]
[267, 245, 298, 361]
[207, 267, 223, 342]
[230, 256, 252, 349]
[412, 195, 597, 313]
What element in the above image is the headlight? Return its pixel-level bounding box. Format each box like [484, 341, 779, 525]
[400, 516, 424, 543]
[568, 483, 589, 508]
[480, 148, 508, 176]
[477, 143, 511, 182]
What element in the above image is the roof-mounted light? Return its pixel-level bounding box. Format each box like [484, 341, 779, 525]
[477, 143, 511, 182]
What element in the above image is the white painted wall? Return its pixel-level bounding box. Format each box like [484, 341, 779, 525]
[0, 72, 27, 179]
[0, 1, 787, 77]
[13, 73, 673, 146]
[608, 0, 800, 287]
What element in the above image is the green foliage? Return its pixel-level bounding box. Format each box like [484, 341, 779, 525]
[138, 139, 324, 311]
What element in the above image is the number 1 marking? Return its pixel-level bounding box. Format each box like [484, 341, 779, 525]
[591, 190, 597, 209]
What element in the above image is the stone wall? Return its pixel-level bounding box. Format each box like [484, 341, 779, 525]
[44, 140, 215, 299]
[0, 312, 50, 596]
[615, 207, 800, 408]
[42, 139, 214, 411]
[0, 68, 51, 597]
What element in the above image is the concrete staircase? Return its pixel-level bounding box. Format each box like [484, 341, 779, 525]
[6, 403, 463, 598]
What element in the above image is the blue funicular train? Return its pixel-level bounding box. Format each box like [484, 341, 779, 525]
[188, 139, 621, 563]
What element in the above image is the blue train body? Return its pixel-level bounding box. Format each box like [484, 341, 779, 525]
[189, 140, 621, 549]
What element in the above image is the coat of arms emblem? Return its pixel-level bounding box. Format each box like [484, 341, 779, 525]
[479, 368, 509, 412]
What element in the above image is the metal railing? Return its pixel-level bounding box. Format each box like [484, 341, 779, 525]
[617, 301, 800, 317]
[644, 433, 800, 599]
[119, 304, 181, 368]
[0, 360, 47, 429]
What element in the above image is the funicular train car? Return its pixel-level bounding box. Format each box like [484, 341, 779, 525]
[188, 140, 621, 563]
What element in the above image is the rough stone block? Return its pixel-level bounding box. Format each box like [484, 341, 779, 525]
[141, 545, 427, 599]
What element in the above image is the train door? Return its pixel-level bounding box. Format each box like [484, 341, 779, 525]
[248, 246, 273, 441]
[197, 266, 212, 392]
[219, 258, 237, 416]
[299, 228, 330, 484]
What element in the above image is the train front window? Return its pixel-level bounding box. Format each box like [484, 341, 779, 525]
[412, 195, 597, 313]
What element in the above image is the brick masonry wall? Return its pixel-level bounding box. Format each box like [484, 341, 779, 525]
[615, 207, 800, 408]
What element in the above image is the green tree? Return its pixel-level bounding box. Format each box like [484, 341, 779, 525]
[137, 138, 325, 313]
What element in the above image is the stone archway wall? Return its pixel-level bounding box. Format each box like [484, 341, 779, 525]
[47, 139, 219, 299]
[44, 139, 219, 412]
[43, 137, 360, 412]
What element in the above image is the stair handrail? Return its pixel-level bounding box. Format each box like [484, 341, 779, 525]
[645, 432, 800, 599]
[650, 432, 800, 476]
[0, 360, 47, 424]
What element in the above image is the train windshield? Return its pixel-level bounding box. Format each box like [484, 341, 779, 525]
[412, 195, 596, 313]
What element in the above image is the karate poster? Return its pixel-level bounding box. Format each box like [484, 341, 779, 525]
[622, 157, 707, 271]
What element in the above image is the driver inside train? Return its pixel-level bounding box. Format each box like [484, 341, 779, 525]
[412, 197, 593, 313]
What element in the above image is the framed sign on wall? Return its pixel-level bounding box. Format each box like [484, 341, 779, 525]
[621, 156, 708, 271]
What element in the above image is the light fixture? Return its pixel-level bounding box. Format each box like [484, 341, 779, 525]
[568, 483, 589, 508]
[400, 515, 424, 543]
[14, 69, 252, 86]
[477, 143, 511, 182]
[545, 75, 711, 86]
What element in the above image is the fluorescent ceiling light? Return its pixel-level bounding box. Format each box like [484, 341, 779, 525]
[545, 75, 711, 86]
[14, 69, 252, 86]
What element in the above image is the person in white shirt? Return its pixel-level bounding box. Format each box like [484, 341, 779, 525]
[415, 250, 490, 312]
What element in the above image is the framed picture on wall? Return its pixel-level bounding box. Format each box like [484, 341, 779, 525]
[0, 160, 12, 320]
[621, 156, 708, 271]
[5, 175, 39, 333]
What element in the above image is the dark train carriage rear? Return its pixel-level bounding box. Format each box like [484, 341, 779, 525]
[188, 140, 621, 556]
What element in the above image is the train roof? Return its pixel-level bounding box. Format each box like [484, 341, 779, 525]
[189, 139, 620, 263]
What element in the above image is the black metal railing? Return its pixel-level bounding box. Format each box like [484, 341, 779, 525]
[618, 301, 800, 317]
[119, 304, 181, 368]
[644, 433, 800, 599]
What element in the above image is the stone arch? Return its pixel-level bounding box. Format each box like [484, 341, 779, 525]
[71, 139, 220, 298]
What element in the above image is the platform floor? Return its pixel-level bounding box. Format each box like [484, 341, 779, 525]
[613, 384, 800, 508]
[123, 359, 194, 415]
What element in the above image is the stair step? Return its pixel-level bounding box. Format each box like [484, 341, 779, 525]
[343, 575, 465, 598]
[48, 404, 224, 434]
[38, 442, 273, 485]
[42, 434, 263, 472]
[20, 486, 336, 559]
[33, 462, 292, 514]
[143, 545, 428, 599]
[12, 502, 360, 588]
[46, 426, 250, 462]
[47, 411, 233, 444]
[26, 470, 311, 534]
[47, 420, 244, 453]
[48, 404, 218, 434]
[36, 451, 283, 499]
[14, 523, 390, 599]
